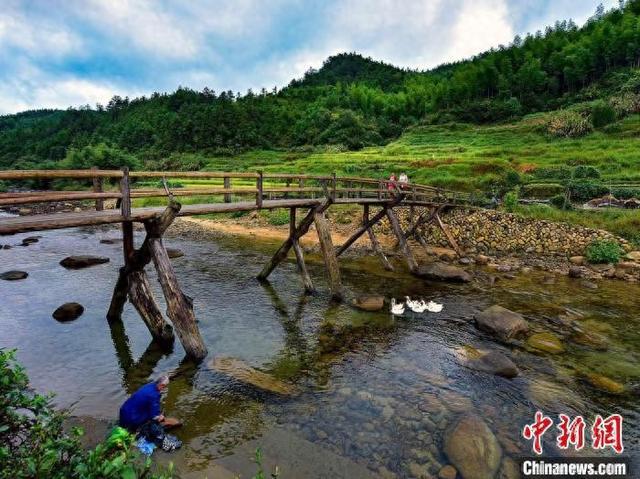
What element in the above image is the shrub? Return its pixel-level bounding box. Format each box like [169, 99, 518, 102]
[266, 209, 290, 226]
[0, 348, 172, 479]
[585, 240, 624, 264]
[503, 190, 519, 212]
[590, 100, 617, 128]
[521, 183, 565, 199]
[567, 180, 608, 202]
[550, 194, 571, 210]
[533, 166, 573, 180]
[572, 165, 601, 180]
[609, 93, 640, 117]
[547, 110, 593, 138]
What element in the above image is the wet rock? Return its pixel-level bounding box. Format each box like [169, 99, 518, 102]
[21, 236, 40, 246]
[569, 256, 585, 266]
[1, 270, 28, 281]
[498, 458, 520, 479]
[417, 263, 471, 283]
[568, 266, 583, 278]
[99, 238, 121, 244]
[167, 248, 185, 259]
[408, 462, 428, 478]
[580, 280, 598, 290]
[60, 255, 110, 269]
[474, 305, 529, 342]
[438, 465, 457, 479]
[475, 255, 490, 265]
[458, 257, 471, 265]
[53, 302, 84, 321]
[571, 330, 608, 351]
[529, 379, 586, 413]
[351, 295, 385, 312]
[443, 414, 501, 479]
[462, 347, 519, 378]
[440, 391, 474, 413]
[584, 373, 624, 395]
[526, 332, 565, 354]
[2, 244, 11, 249]
[208, 357, 298, 395]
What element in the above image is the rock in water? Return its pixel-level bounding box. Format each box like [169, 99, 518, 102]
[53, 302, 84, 321]
[474, 305, 529, 342]
[60, 255, 110, 269]
[209, 357, 298, 395]
[21, 236, 40, 246]
[352, 295, 385, 312]
[443, 415, 502, 479]
[568, 266, 583, 278]
[166, 248, 185, 259]
[417, 263, 471, 283]
[464, 348, 519, 379]
[584, 373, 625, 394]
[1, 270, 28, 281]
[438, 465, 458, 479]
[526, 332, 565, 354]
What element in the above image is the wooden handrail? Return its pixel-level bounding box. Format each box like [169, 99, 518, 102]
[0, 169, 124, 179]
[129, 171, 258, 179]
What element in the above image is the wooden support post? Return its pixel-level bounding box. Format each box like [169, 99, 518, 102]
[331, 172, 337, 201]
[92, 166, 104, 211]
[107, 200, 181, 325]
[435, 211, 463, 256]
[223, 176, 231, 203]
[363, 204, 394, 271]
[146, 220, 207, 361]
[386, 208, 418, 273]
[314, 211, 342, 300]
[378, 181, 383, 200]
[128, 269, 174, 345]
[336, 204, 388, 257]
[290, 208, 314, 293]
[120, 167, 134, 263]
[298, 178, 304, 199]
[257, 199, 331, 281]
[256, 171, 263, 208]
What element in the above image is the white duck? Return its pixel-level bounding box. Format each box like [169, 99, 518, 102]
[390, 298, 405, 315]
[405, 296, 429, 313]
[426, 301, 443, 313]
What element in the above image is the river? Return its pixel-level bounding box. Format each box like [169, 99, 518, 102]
[0, 220, 638, 478]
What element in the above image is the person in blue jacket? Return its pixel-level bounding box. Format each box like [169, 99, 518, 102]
[120, 375, 169, 431]
[119, 374, 182, 451]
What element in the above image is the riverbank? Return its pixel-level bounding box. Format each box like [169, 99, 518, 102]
[164, 206, 640, 285]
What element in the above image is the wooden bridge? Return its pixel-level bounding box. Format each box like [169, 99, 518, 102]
[0, 168, 474, 361]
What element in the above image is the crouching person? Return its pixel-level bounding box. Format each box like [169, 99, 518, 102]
[119, 374, 182, 452]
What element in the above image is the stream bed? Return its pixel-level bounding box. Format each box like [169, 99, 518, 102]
[0, 222, 638, 478]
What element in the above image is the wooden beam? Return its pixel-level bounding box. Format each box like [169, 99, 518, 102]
[147, 221, 207, 361]
[223, 176, 231, 203]
[92, 166, 104, 211]
[120, 167, 134, 263]
[289, 207, 314, 293]
[128, 269, 175, 345]
[257, 199, 331, 281]
[363, 205, 394, 271]
[335, 205, 388, 257]
[435, 212, 463, 256]
[386, 208, 418, 273]
[314, 211, 342, 300]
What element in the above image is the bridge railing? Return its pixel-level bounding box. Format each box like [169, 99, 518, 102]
[0, 168, 472, 214]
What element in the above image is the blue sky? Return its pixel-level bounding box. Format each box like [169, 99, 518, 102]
[0, 0, 618, 114]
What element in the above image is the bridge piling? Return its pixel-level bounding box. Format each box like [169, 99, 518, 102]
[386, 208, 418, 273]
[363, 204, 394, 271]
[313, 210, 343, 301]
[290, 208, 314, 293]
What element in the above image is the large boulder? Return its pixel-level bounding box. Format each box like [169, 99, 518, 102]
[352, 295, 385, 312]
[584, 373, 625, 395]
[60, 255, 110, 269]
[166, 248, 185, 259]
[474, 305, 529, 342]
[443, 414, 502, 479]
[53, 302, 84, 322]
[1, 270, 28, 281]
[417, 263, 471, 283]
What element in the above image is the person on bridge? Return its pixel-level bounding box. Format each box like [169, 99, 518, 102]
[398, 172, 409, 190]
[119, 374, 182, 451]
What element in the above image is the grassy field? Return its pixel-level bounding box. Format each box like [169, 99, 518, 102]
[196, 112, 640, 192]
[149, 111, 638, 245]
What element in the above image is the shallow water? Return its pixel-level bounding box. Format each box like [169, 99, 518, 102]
[1, 222, 638, 477]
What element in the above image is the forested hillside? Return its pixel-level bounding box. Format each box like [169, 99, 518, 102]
[1, 1, 640, 171]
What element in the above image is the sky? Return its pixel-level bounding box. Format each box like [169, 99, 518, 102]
[0, 0, 619, 114]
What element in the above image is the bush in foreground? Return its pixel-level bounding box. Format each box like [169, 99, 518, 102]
[585, 240, 624, 264]
[547, 110, 593, 138]
[0, 348, 173, 479]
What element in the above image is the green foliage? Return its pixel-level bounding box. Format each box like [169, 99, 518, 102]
[521, 183, 565, 198]
[266, 209, 290, 226]
[585, 239, 624, 264]
[503, 190, 519, 212]
[0, 348, 172, 479]
[589, 100, 617, 128]
[550, 194, 571, 209]
[572, 165, 601, 179]
[62, 143, 141, 170]
[568, 180, 608, 201]
[252, 448, 279, 479]
[547, 110, 593, 138]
